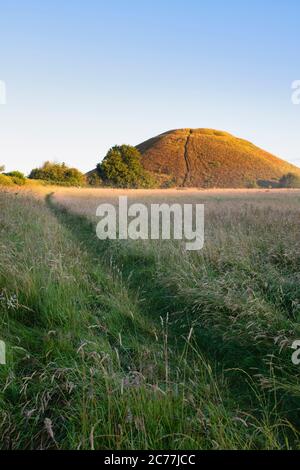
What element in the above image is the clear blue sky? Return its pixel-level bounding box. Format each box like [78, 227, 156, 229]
[1, 0, 300, 174]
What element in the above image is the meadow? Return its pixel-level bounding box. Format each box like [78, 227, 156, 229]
[0, 186, 300, 449]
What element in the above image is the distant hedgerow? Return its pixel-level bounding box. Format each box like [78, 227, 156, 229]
[5, 171, 26, 185]
[0, 174, 14, 186]
[279, 172, 300, 188]
[0, 167, 27, 186]
[29, 162, 86, 186]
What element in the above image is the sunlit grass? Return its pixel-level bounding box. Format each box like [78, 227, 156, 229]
[0, 187, 300, 449]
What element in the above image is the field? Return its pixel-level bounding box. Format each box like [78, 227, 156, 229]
[1, 186, 300, 449]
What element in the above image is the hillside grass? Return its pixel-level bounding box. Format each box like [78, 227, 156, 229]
[0, 188, 300, 449]
[137, 129, 300, 188]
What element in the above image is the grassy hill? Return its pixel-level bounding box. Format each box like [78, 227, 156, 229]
[136, 128, 300, 188]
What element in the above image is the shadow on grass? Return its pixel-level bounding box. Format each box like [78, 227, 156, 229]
[46, 193, 300, 428]
[45, 193, 282, 366]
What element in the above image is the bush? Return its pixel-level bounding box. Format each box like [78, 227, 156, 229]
[0, 169, 27, 186]
[5, 171, 26, 185]
[161, 177, 178, 189]
[86, 171, 103, 187]
[0, 174, 13, 186]
[246, 179, 258, 189]
[29, 162, 85, 186]
[97, 145, 154, 188]
[279, 173, 300, 188]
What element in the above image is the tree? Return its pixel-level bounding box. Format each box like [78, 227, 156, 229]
[86, 171, 102, 187]
[279, 173, 300, 188]
[0, 165, 5, 173]
[29, 161, 85, 186]
[97, 145, 153, 188]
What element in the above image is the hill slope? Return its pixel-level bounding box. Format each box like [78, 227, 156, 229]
[136, 128, 300, 188]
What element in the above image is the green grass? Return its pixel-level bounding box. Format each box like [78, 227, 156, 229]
[0, 189, 300, 449]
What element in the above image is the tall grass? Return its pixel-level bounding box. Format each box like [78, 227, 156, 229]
[0, 188, 299, 449]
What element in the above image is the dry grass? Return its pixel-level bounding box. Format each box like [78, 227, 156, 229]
[51, 186, 300, 220]
[135, 128, 300, 188]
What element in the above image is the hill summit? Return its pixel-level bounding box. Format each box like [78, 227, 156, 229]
[136, 128, 300, 188]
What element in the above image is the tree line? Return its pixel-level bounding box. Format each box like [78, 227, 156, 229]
[1, 147, 300, 188]
[0, 146, 154, 188]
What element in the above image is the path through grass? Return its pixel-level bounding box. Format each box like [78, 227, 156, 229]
[0, 188, 299, 449]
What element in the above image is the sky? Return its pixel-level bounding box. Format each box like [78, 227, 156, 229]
[0, 0, 300, 175]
